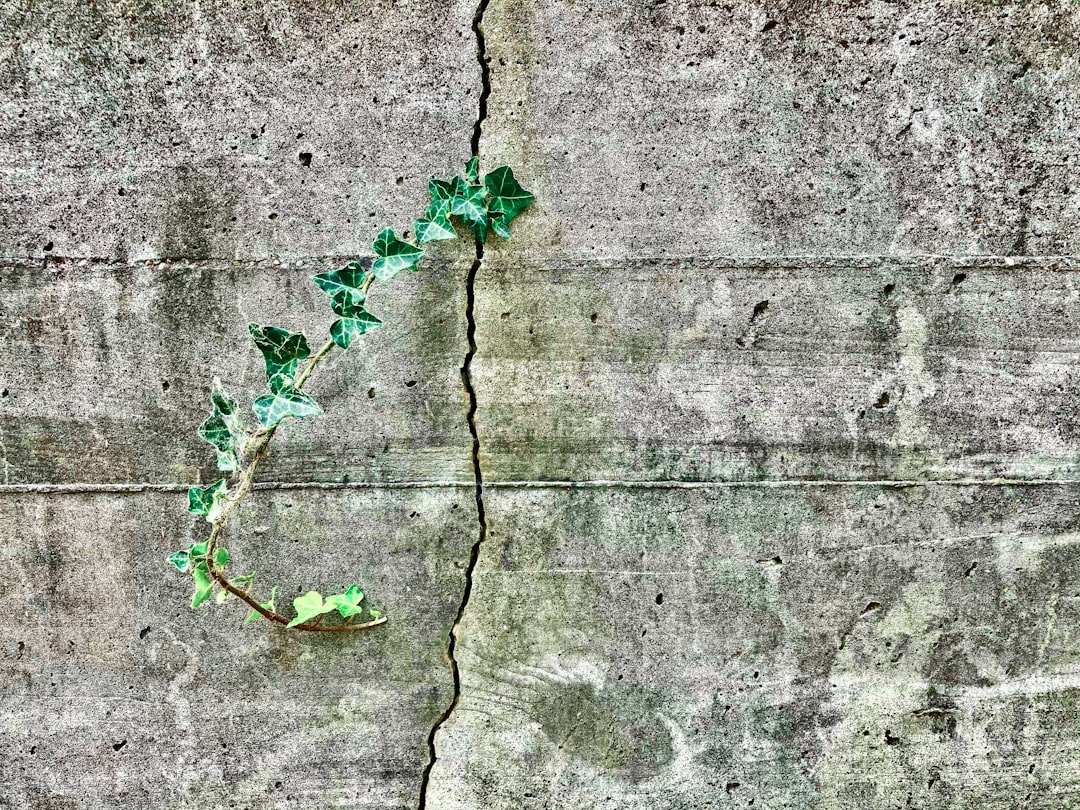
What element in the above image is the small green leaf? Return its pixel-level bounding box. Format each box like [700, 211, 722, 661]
[328, 293, 383, 349]
[429, 176, 463, 203]
[483, 166, 535, 236]
[312, 262, 371, 307]
[188, 479, 229, 523]
[167, 550, 191, 572]
[248, 324, 312, 382]
[287, 590, 336, 628]
[188, 540, 209, 558]
[231, 572, 256, 586]
[191, 561, 214, 609]
[252, 374, 322, 428]
[464, 156, 480, 184]
[213, 547, 230, 568]
[198, 377, 247, 472]
[215, 587, 230, 604]
[414, 207, 457, 245]
[244, 586, 278, 626]
[451, 182, 488, 232]
[325, 584, 365, 619]
[372, 227, 423, 280]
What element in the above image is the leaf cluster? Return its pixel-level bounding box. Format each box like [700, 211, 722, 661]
[168, 159, 534, 631]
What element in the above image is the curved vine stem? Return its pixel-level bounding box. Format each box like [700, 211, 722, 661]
[200, 276, 386, 632]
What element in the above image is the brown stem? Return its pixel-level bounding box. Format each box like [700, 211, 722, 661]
[199, 328, 387, 633]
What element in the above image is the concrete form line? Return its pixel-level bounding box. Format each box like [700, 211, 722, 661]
[1, 477, 1077, 496]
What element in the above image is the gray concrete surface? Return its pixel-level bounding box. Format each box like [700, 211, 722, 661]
[3, 0, 1080, 808]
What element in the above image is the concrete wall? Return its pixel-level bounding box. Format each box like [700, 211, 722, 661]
[2, 1, 1078, 809]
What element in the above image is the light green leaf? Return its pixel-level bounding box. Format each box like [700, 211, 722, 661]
[213, 547, 230, 568]
[312, 262, 371, 307]
[215, 587, 230, 604]
[464, 156, 480, 184]
[483, 166, 535, 236]
[325, 584, 365, 619]
[328, 292, 383, 349]
[167, 550, 191, 572]
[252, 374, 322, 428]
[286, 590, 336, 628]
[248, 324, 312, 382]
[188, 479, 228, 523]
[188, 540, 209, 558]
[231, 572, 256, 586]
[191, 561, 214, 609]
[244, 586, 277, 625]
[372, 228, 423, 280]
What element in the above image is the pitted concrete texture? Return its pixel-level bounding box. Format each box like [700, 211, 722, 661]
[0, 255, 473, 485]
[472, 256, 1080, 483]
[0, 0, 478, 261]
[480, 0, 1080, 261]
[0, 487, 473, 810]
[2, 0, 1080, 808]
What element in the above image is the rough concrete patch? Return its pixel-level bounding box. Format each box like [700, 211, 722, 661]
[0, 486, 475, 810]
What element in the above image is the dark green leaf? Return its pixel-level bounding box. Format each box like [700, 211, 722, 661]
[414, 205, 457, 245]
[464, 156, 480, 184]
[372, 227, 423, 280]
[483, 166, 535, 236]
[451, 182, 488, 232]
[198, 378, 246, 472]
[191, 561, 214, 609]
[312, 262, 371, 308]
[188, 479, 228, 523]
[252, 374, 322, 428]
[248, 324, 312, 382]
[167, 551, 191, 572]
[188, 540, 209, 558]
[328, 294, 382, 349]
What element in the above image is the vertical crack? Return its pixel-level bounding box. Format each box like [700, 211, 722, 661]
[417, 0, 492, 807]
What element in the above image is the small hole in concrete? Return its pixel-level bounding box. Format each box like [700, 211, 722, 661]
[298, 152, 312, 167]
[874, 392, 890, 409]
[952, 272, 966, 286]
[161, 380, 169, 391]
[43, 241, 53, 252]
[139, 626, 151, 639]
[367, 387, 376, 398]
[113, 740, 127, 751]
[590, 312, 598, 322]
[405, 380, 417, 388]
[883, 282, 895, 295]
[655, 593, 664, 605]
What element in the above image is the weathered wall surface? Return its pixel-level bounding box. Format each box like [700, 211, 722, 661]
[2, 1, 1079, 809]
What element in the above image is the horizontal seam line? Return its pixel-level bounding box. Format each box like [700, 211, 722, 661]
[0, 478, 1077, 494]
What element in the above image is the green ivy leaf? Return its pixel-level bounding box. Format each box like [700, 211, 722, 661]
[414, 208, 457, 245]
[213, 547, 230, 568]
[325, 584, 365, 619]
[464, 156, 480, 184]
[244, 586, 277, 625]
[188, 540, 209, 558]
[191, 561, 214, 609]
[167, 550, 191, 572]
[286, 590, 336, 628]
[312, 262, 371, 307]
[484, 166, 535, 236]
[328, 292, 382, 349]
[248, 324, 312, 382]
[451, 181, 488, 234]
[232, 572, 256, 586]
[252, 374, 322, 428]
[188, 479, 229, 523]
[198, 378, 246, 472]
[372, 227, 423, 280]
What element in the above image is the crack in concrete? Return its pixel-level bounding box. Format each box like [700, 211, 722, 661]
[416, 1, 493, 806]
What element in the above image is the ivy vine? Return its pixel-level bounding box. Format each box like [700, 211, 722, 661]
[168, 158, 534, 632]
